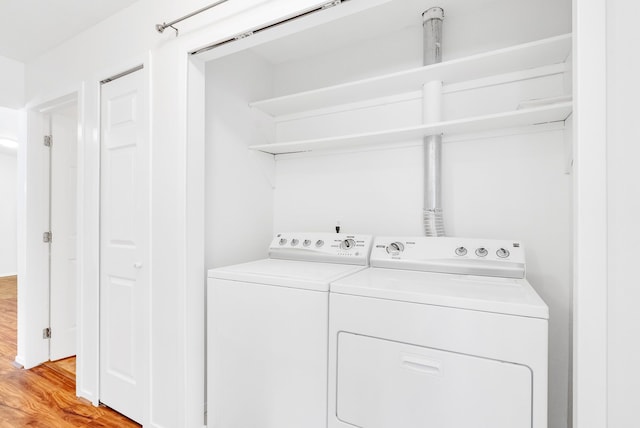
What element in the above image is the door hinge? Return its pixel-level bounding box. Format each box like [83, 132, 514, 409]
[43, 231, 52, 243]
[43, 327, 51, 339]
[43, 135, 52, 147]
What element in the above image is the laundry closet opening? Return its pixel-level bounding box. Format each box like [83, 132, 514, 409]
[194, 0, 573, 426]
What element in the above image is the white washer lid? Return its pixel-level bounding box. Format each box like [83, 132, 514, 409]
[208, 258, 368, 292]
[331, 267, 548, 319]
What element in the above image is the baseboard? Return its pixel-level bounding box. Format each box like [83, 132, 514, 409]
[14, 355, 25, 368]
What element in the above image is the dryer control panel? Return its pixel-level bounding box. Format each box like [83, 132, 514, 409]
[269, 232, 373, 266]
[371, 236, 526, 279]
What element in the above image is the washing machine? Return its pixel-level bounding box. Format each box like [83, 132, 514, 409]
[207, 232, 373, 428]
[328, 236, 549, 428]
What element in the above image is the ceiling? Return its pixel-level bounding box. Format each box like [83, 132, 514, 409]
[0, 0, 139, 63]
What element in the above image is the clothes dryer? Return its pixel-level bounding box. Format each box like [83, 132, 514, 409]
[207, 232, 372, 428]
[328, 236, 548, 428]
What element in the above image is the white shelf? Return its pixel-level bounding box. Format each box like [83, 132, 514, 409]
[250, 34, 572, 117]
[249, 102, 573, 155]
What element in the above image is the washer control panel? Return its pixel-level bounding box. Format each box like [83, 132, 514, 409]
[371, 236, 526, 278]
[269, 233, 373, 266]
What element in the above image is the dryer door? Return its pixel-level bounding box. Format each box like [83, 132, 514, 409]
[336, 333, 532, 428]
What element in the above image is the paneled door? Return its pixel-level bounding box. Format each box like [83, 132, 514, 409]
[49, 106, 78, 361]
[99, 67, 148, 424]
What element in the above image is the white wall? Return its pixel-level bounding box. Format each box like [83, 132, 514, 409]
[0, 106, 20, 140]
[607, 0, 640, 426]
[205, 51, 275, 269]
[0, 55, 24, 108]
[0, 107, 19, 276]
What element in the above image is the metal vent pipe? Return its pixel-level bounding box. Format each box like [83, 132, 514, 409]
[422, 7, 445, 236]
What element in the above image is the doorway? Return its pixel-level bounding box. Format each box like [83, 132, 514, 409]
[13, 97, 80, 389]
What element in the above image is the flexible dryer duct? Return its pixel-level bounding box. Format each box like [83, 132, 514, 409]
[422, 7, 445, 236]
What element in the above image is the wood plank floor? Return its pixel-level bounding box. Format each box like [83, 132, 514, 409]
[0, 276, 141, 427]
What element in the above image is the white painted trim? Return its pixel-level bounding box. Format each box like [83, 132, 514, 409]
[572, 0, 608, 427]
[25, 84, 83, 112]
[74, 80, 97, 404]
[184, 53, 206, 428]
[82, 75, 101, 407]
[141, 52, 153, 428]
[13, 355, 25, 368]
[35, 94, 77, 114]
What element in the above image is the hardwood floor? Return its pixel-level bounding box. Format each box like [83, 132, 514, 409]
[0, 276, 141, 427]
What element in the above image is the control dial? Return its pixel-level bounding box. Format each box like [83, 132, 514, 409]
[455, 246, 467, 256]
[315, 240, 324, 248]
[340, 239, 357, 250]
[386, 242, 405, 255]
[291, 239, 299, 246]
[496, 248, 510, 258]
[475, 247, 488, 257]
[279, 238, 287, 246]
[303, 239, 311, 247]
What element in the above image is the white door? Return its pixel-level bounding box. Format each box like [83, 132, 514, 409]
[49, 106, 78, 361]
[99, 67, 148, 424]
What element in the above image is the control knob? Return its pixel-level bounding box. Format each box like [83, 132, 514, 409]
[340, 239, 357, 250]
[455, 246, 467, 256]
[386, 242, 405, 255]
[496, 248, 510, 258]
[475, 247, 488, 257]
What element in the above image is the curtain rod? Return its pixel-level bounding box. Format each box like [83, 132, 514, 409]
[190, 0, 345, 55]
[156, 0, 231, 36]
